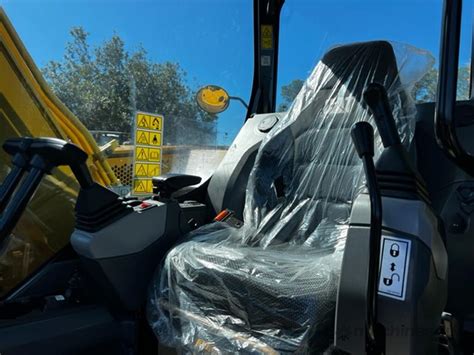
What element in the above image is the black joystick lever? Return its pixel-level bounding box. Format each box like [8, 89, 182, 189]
[363, 82, 401, 148]
[351, 122, 384, 355]
[0, 137, 96, 245]
[364, 82, 428, 203]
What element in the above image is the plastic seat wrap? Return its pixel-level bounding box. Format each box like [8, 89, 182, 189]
[148, 41, 433, 354]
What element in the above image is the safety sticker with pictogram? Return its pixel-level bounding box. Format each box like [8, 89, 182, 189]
[261, 25, 273, 49]
[378, 235, 411, 301]
[132, 111, 164, 195]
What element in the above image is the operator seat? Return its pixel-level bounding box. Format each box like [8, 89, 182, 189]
[148, 41, 423, 353]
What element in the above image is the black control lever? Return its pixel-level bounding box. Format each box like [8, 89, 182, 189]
[0, 138, 94, 245]
[364, 82, 426, 204]
[351, 122, 383, 355]
[363, 82, 401, 148]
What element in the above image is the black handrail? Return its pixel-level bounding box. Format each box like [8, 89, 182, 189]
[0, 166, 24, 213]
[0, 138, 94, 247]
[0, 165, 45, 245]
[0, 138, 33, 213]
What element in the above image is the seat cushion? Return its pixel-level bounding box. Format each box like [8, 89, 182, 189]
[150, 224, 344, 353]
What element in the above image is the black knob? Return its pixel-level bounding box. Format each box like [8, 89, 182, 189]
[351, 121, 375, 158]
[363, 82, 401, 148]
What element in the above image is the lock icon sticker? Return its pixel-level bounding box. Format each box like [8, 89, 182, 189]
[383, 273, 400, 286]
[379, 237, 411, 300]
[390, 243, 400, 257]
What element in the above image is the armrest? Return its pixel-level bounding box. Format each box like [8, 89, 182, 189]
[152, 174, 202, 198]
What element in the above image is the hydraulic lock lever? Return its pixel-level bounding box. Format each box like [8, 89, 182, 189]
[351, 121, 384, 355]
[356, 82, 416, 355]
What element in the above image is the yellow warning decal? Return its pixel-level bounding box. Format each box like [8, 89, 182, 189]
[134, 162, 161, 178]
[148, 147, 161, 162]
[132, 178, 153, 194]
[136, 113, 163, 131]
[135, 145, 162, 163]
[149, 132, 162, 146]
[149, 115, 163, 130]
[137, 114, 150, 129]
[134, 163, 148, 177]
[261, 25, 273, 49]
[132, 111, 164, 195]
[135, 147, 148, 161]
[136, 129, 150, 144]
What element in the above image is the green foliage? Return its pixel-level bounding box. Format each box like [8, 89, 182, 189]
[456, 65, 470, 100]
[410, 65, 470, 103]
[278, 79, 304, 111]
[410, 67, 438, 103]
[279, 65, 471, 109]
[42, 27, 215, 144]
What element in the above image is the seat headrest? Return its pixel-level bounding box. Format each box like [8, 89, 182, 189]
[320, 41, 400, 100]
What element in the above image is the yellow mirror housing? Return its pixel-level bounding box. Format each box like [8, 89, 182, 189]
[196, 85, 230, 114]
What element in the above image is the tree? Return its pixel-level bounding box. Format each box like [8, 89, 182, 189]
[411, 65, 470, 103]
[279, 65, 471, 109]
[42, 27, 215, 145]
[278, 79, 304, 111]
[457, 66, 471, 100]
[411, 67, 438, 103]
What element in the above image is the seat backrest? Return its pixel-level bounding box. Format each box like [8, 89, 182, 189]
[242, 41, 426, 248]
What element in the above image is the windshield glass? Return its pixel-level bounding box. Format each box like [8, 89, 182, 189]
[0, 0, 252, 297]
[0, 0, 471, 299]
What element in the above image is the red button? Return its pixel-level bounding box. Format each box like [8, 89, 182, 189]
[140, 201, 152, 208]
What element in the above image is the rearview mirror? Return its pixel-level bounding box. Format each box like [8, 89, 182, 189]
[195, 85, 230, 114]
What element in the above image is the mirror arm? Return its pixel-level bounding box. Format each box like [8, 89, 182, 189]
[229, 96, 249, 109]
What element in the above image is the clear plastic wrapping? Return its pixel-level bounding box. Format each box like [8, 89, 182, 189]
[148, 41, 433, 354]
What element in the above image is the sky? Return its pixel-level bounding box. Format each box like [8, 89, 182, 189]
[1, 0, 472, 145]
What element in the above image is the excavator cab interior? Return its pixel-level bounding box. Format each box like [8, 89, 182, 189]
[0, 0, 474, 354]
